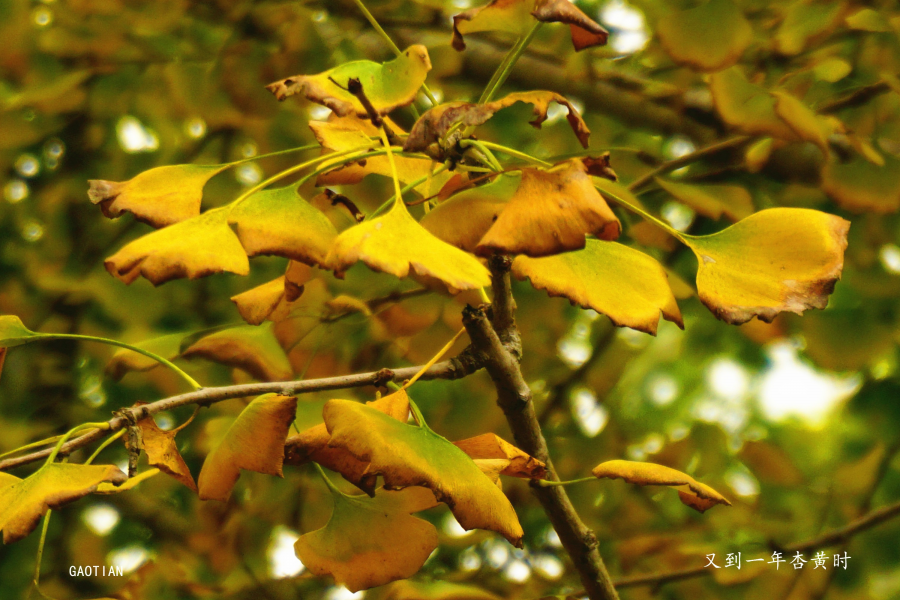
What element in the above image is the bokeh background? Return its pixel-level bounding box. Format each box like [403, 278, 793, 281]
[2, 0, 900, 599]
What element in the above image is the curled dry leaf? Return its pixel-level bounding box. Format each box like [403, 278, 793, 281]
[266, 46, 432, 117]
[131, 413, 197, 492]
[182, 323, 293, 382]
[295, 486, 439, 592]
[655, 178, 754, 222]
[452, 433, 547, 479]
[323, 399, 524, 546]
[512, 239, 683, 335]
[87, 164, 228, 228]
[657, 0, 752, 72]
[105, 208, 250, 286]
[284, 390, 410, 495]
[404, 90, 590, 157]
[198, 394, 298, 501]
[229, 185, 337, 268]
[476, 159, 620, 257]
[0, 463, 127, 543]
[592, 459, 731, 513]
[684, 208, 850, 324]
[452, 0, 608, 52]
[326, 200, 490, 294]
[821, 154, 900, 213]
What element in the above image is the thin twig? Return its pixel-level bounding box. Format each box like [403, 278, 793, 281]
[627, 136, 752, 192]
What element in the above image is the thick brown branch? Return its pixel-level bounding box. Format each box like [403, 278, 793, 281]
[462, 260, 619, 600]
[0, 358, 478, 472]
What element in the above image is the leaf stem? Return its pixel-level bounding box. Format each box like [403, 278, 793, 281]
[0, 434, 64, 459]
[402, 328, 466, 390]
[594, 184, 685, 242]
[458, 139, 503, 171]
[32, 509, 51, 590]
[46, 422, 110, 465]
[470, 140, 552, 166]
[535, 476, 597, 488]
[313, 462, 348, 497]
[379, 127, 405, 207]
[85, 429, 126, 465]
[41, 333, 202, 390]
[229, 143, 320, 166]
[478, 21, 543, 105]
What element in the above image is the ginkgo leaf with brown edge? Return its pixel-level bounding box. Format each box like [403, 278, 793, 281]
[88, 164, 230, 228]
[266, 46, 432, 117]
[452, 0, 608, 52]
[476, 159, 620, 257]
[284, 389, 410, 495]
[592, 459, 731, 513]
[657, 0, 752, 72]
[821, 154, 900, 214]
[198, 394, 298, 501]
[326, 199, 490, 294]
[683, 208, 850, 324]
[231, 277, 289, 326]
[130, 413, 196, 492]
[295, 486, 439, 592]
[452, 434, 547, 479]
[182, 322, 293, 382]
[655, 178, 754, 222]
[512, 240, 683, 335]
[0, 463, 126, 543]
[228, 184, 337, 268]
[323, 399, 524, 546]
[404, 91, 591, 157]
[105, 208, 249, 286]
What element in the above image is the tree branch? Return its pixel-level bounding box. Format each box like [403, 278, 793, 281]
[0, 357, 480, 472]
[462, 256, 620, 600]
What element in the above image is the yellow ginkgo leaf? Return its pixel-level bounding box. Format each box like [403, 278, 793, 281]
[774, 0, 844, 56]
[104, 208, 250, 286]
[452, 0, 608, 52]
[404, 91, 591, 156]
[512, 240, 683, 335]
[771, 91, 831, 153]
[231, 277, 289, 326]
[684, 208, 850, 324]
[88, 164, 229, 228]
[229, 185, 337, 268]
[657, 0, 752, 72]
[709, 68, 797, 141]
[655, 178, 754, 222]
[285, 390, 410, 495]
[266, 46, 432, 117]
[452, 434, 547, 479]
[132, 414, 196, 492]
[295, 486, 439, 592]
[382, 580, 502, 600]
[326, 200, 490, 294]
[182, 323, 293, 382]
[0, 463, 126, 543]
[95, 468, 161, 494]
[476, 160, 620, 257]
[821, 154, 900, 213]
[198, 394, 298, 501]
[323, 399, 524, 546]
[592, 460, 731, 513]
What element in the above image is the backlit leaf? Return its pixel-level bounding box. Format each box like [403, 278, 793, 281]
[133, 415, 196, 492]
[229, 185, 337, 267]
[323, 399, 524, 546]
[657, 0, 752, 72]
[512, 239, 683, 334]
[846, 8, 892, 31]
[452, 0, 608, 52]
[326, 200, 490, 294]
[404, 91, 591, 157]
[198, 394, 298, 501]
[0, 463, 126, 543]
[295, 486, 439, 592]
[476, 159, 620, 257]
[655, 178, 754, 221]
[105, 208, 249, 286]
[182, 323, 293, 382]
[592, 459, 730, 513]
[88, 164, 229, 228]
[0, 315, 41, 348]
[821, 155, 900, 213]
[266, 46, 432, 117]
[684, 208, 850, 324]
[452, 433, 547, 479]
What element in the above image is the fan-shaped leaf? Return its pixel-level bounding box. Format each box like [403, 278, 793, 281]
[0, 315, 41, 348]
[182, 323, 293, 382]
[592, 460, 730, 513]
[198, 394, 298, 501]
[513, 239, 683, 334]
[657, 0, 752, 72]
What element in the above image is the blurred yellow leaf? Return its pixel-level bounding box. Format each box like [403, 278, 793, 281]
[846, 7, 893, 31]
[821, 154, 900, 213]
[657, 0, 752, 72]
[105, 208, 249, 286]
[323, 399, 525, 546]
[772, 91, 831, 153]
[775, 0, 845, 55]
[295, 486, 439, 592]
[382, 580, 502, 600]
[198, 394, 298, 501]
[326, 199, 490, 294]
[592, 459, 731, 513]
[684, 208, 849, 324]
[105, 332, 185, 380]
[655, 178, 754, 221]
[512, 240, 683, 334]
[266, 46, 432, 116]
[182, 323, 293, 382]
[0, 463, 126, 543]
[88, 164, 228, 228]
[476, 159, 620, 257]
[709, 68, 797, 140]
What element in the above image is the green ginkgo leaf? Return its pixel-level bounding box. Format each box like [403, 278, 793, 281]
[657, 0, 752, 72]
[0, 315, 41, 348]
